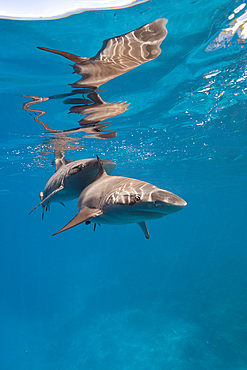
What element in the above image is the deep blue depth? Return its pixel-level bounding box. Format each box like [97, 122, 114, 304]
[1, 0, 247, 369]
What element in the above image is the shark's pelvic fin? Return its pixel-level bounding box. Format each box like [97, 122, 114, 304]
[29, 185, 64, 215]
[137, 221, 150, 239]
[37, 47, 89, 64]
[53, 206, 103, 236]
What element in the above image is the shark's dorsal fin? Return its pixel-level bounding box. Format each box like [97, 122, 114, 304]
[55, 158, 65, 172]
[53, 206, 103, 235]
[91, 156, 108, 183]
[137, 221, 150, 239]
[55, 153, 72, 172]
[29, 185, 64, 215]
[37, 47, 89, 64]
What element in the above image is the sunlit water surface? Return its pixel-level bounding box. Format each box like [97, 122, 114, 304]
[1, 0, 247, 369]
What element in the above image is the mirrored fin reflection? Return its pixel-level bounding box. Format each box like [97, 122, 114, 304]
[68, 91, 130, 126]
[22, 94, 117, 156]
[22, 92, 119, 138]
[22, 95, 51, 129]
[35, 132, 84, 163]
[23, 18, 168, 159]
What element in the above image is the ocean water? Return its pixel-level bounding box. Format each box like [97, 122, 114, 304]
[1, 0, 247, 369]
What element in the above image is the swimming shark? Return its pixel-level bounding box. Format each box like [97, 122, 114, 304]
[29, 156, 116, 218]
[53, 157, 187, 239]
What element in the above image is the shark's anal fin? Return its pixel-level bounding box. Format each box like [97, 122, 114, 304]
[29, 185, 64, 215]
[53, 206, 103, 236]
[137, 221, 150, 239]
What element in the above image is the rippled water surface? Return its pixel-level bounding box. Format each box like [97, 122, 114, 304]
[1, 0, 247, 369]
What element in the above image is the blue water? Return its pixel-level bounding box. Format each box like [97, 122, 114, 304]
[1, 0, 247, 369]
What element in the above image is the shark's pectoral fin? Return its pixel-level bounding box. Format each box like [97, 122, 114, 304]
[137, 221, 150, 239]
[53, 206, 103, 236]
[29, 185, 64, 215]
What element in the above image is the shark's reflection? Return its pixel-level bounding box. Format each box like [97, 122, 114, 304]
[67, 91, 129, 126]
[38, 18, 168, 89]
[23, 18, 168, 154]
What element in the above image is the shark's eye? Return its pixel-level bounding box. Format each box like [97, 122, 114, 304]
[135, 195, 141, 202]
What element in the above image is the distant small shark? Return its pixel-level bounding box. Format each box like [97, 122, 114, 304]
[53, 157, 187, 239]
[29, 156, 116, 218]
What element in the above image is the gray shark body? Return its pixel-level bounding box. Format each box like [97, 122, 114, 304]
[54, 157, 187, 238]
[29, 157, 116, 218]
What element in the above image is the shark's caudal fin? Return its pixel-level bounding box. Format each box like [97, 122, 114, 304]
[29, 185, 64, 215]
[53, 206, 103, 236]
[37, 47, 89, 64]
[137, 221, 150, 239]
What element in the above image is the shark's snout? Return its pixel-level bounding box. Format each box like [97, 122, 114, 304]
[152, 190, 187, 214]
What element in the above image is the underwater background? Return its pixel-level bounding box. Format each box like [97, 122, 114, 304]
[1, 0, 247, 369]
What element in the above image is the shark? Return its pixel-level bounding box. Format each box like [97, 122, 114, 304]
[29, 156, 116, 218]
[53, 157, 187, 239]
